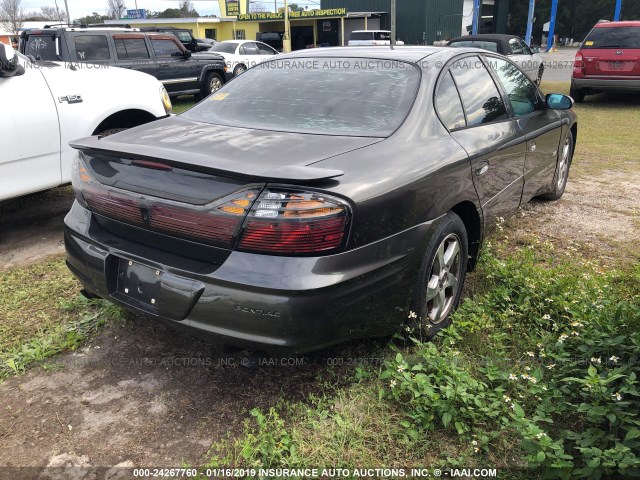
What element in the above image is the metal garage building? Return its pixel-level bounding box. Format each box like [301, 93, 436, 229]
[320, 0, 465, 45]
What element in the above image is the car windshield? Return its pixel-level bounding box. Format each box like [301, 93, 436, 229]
[209, 43, 238, 54]
[583, 26, 640, 48]
[448, 40, 499, 52]
[182, 57, 421, 137]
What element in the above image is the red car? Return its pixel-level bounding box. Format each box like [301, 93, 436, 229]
[571, 20, 640, 103]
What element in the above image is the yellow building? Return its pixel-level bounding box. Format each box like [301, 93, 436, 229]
[106, 17, 261, 42]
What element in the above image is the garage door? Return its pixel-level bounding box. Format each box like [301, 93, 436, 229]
[343, 17, 381, 44]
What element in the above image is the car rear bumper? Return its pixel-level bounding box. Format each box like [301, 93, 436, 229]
[572, 77, 640, 91]
[64, 201, 434, 353]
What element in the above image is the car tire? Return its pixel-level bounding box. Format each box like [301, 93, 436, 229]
[535, 65, 544, 86]
[203, 72, 224, 97]
[570, 84, 585, 103]
[410, 212, 468, 338]
[540, 130, 574, 201]
[233, 64, 246, 76]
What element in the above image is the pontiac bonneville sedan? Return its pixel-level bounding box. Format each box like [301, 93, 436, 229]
[65, 46, 577, 353]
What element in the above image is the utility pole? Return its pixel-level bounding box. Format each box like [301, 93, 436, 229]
[614, 0, 622, 21]
[390, 0, 396, 46]
[546, 0, 558, 52]
[283, 0, 291, 52]
[525, 0, 535, 46]
[472, 0, 481, 35]
[63, 0, 71, 23]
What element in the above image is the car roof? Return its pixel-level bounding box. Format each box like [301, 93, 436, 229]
[283, 46, 448, 63]
[448, 34, 521, 43]
[595, 20, 640, 28]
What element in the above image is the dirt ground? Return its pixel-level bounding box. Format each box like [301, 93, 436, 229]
[0, 122, 639, 477]
[510, 169, 640, 264]
[0, 187, 73, 271]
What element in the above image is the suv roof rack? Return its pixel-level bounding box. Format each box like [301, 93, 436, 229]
[87, 23, 133, 28]
[43, 23, 82, 28]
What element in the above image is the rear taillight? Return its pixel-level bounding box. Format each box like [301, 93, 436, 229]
[71, 155, 260, 248]
[237, 189, 350, 255]
[574, 53, 584, 69]
[72, 156, 351, 255]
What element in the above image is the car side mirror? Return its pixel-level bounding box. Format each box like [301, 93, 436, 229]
[0, 44, 24, 78]
[184, 50, 192, 59]
[546, 93, 573, 110]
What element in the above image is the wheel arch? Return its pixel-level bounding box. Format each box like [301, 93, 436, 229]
[450, 200, 483, 272]
[92, 109, 158, 136]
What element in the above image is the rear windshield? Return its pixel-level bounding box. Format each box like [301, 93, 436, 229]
[174, 31, 193, 43]
[23, 33, 58, 60]
[583, 26, 640, 49]
[448, 40, 499, 52]
[209, 42, 237, 54]
[350, 32, 373, 41]
[182, 57, 420, 137]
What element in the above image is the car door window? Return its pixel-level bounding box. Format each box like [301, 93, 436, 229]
[435, 71, 466, 130]
[519, 39, 533, 55]
[74, 35, 110, 61]
[241, 42, 260, 55]
[488, 57, 539, 116]
[256, 42, 276, 55]
[115, 37, 150, 59]
[450, 56, 508, 127]
[509, 38, 525, 55]
[151, 39, 182, 57]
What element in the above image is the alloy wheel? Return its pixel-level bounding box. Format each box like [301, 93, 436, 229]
[557, 138, 571, 190]
[425, 233, 462, 324]
[210, 77, 222, 93]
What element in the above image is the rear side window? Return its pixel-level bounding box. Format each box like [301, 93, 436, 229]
[436, 71, 466, 130]
[350, 32, 373, 41]
[240, 42, 260, 55]
[115, 38, 150, 59]
[374, 32, 391, 41]
[24, 34, 57, 60]
[583, 26, 640, 49]
[450, 56, 508, 126]
[74, 35, 110, 61]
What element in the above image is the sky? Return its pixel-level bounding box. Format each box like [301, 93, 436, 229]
[21, 0, 324, 19]
[20, 1, 221, 19]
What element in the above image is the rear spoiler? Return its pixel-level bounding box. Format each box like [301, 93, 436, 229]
[70, 136, 344, 183]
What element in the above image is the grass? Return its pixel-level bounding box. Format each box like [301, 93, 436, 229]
[203, 241, 640, 478]
[171, 96, 197, 115]
[540, 81, 640, 177]
[198, 82, 640, 478]
[0, 256, 125, 378]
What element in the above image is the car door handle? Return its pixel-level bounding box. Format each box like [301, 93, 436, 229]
[475, 161, 489, 176]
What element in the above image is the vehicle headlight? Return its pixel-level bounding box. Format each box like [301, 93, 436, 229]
[160, 86, 172, 114]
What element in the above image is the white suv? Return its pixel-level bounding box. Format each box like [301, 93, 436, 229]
[348, 30, 405, 46]
[0, 43, 171, 201]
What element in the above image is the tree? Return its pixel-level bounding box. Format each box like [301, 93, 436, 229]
[106, 0, 125, 19]
[178, 0, 199, 17]
[0, 0, 23, 34]
[289, 3, 305, 12]
[23, 5, 68, 22]
[74, 11, 110, 25]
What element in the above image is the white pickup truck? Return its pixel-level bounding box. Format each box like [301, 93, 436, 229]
[0, 43, 171, 201]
